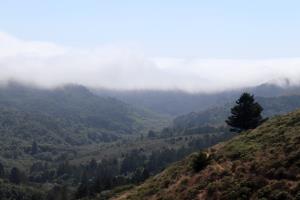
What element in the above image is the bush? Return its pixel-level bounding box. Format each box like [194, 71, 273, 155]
[295, 192, 300, 200]
[207, 182, 220, 196]
[191, 151, 210, 172]
[270, 190, 293, 200]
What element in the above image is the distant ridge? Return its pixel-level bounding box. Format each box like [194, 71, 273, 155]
[93, 82, 300, 116]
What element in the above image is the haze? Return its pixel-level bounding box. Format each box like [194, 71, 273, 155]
[1, 0, 300, 92]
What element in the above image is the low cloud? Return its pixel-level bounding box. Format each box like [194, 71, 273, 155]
[1, 31, 300, 93]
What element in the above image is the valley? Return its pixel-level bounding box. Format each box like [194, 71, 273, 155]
[0, 82, 300, 199]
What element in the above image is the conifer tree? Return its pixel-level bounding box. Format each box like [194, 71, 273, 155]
[31, 141, 38, 155]
[226, 93, 265, 132]
[9, 167, 23, 184]
[0, 162, 4, 178]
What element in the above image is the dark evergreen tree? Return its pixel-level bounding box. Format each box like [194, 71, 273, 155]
[226, 93, 265, 132]
[47, 185, 69, 200]
[0, 162, 4, 178]
[9, 167, 22, 184]
[75, 181, 89, 198]
[58, 185, 68, 200]
[56, 161, 71, 177]
[147, 130, 156, 138]
[31, 141, 38, 155]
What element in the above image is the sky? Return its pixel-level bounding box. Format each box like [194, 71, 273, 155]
[1, 0, 300, 92]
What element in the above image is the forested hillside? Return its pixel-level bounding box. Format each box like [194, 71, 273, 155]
[0, 83, 173, 199]
[0, 83, 234, 199]
[0, 82, 168, 144]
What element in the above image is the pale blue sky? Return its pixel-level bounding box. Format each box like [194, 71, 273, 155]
[1, 0, 300, 58]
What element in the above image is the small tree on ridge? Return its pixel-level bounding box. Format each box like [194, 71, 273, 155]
[226, 93, 265, 132]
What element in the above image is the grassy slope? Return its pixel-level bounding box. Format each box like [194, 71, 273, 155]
[114, 110, 300, 200]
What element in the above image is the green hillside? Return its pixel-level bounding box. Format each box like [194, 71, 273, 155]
[0, 83, 173, 198]
[0, 83, 168, 145]
[114, 109, 300, 200]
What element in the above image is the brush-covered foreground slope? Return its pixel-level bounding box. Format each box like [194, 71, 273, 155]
[114, 110, 300, 200]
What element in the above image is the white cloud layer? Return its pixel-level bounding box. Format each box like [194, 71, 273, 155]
[1, 32, 300, 92]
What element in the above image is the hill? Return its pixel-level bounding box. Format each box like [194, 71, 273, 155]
[93, 83, 300, 116]
[93, 89, 231, 116]
[0, 82, 168, 145]
[0, 82, 170, 173]
[114, 109, 300, 199]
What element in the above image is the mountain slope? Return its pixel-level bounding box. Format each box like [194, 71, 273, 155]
[114, 109, 300, 199]
[0, 83, 168, 145]
[0, 83, 170, 171]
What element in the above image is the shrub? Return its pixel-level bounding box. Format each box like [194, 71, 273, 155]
[207, 182, 220, 196]
[295, 192, 300, 200]
[191, 151, 210, 172]
[257, 185, 272, 198]
[270, 190, 293, 200]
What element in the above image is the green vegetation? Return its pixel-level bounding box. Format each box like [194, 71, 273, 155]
[114, 109, 300, 200]
[0, 179, 45, 200]
[0, 83, 236, 199]
[2, 83, 300, 200]
[0, 83, 172, 199]
[226, 93, 265, 132]
[191, 151, 210, 172]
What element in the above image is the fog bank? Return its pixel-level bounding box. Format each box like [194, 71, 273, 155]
[1, 32, 300, 92]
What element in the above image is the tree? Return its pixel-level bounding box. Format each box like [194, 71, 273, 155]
[9, 167, 23, 184]
[0, 162, 4, 178]
[47, 185, 69, 200]
[75, 172, 90, 198]
[147, 130, 156, 138]
[226, 93, 265, 132]
[31, 141, 38, 155]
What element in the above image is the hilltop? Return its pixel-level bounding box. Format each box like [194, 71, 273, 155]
[114, 109, 300, 199]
